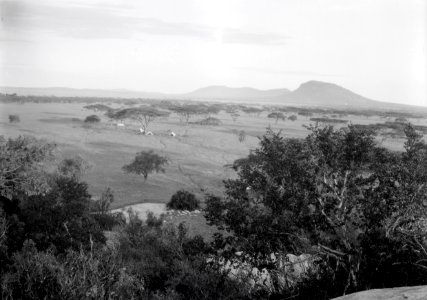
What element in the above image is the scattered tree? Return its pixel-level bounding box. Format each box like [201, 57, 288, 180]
[84, 115, 101, 123]
[83, 104, 113, 113]
[242, 107, 263, 117]
[8, 115, 20, 123]
[110, 107, 170, 133]
[194, 117, 222, 126]
[122, 150, 168, 181]
[288, 115, 297, 121]
[230, 112, 240, 122]
[267, 112, 286, 123]
[238, 130, 246, 142]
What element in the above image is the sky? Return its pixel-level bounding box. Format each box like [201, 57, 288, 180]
[0, 0, 426, 106]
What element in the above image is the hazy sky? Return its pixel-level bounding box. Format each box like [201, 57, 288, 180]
[1, 0, 426, 105]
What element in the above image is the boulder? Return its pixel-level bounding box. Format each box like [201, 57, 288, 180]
[332, 285, 427, 300]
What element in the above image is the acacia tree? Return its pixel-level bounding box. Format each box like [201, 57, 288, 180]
[111, 107, 170, 133]
[171, 105, 202, 124]
[242, 107, 263, 117]
[267, 112, 286, 123]
[122, 150, 168, 181]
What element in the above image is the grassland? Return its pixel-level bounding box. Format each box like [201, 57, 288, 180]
[0, 101, 424, 212]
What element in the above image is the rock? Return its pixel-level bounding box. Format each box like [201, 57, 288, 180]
[332, 285, 427, 300]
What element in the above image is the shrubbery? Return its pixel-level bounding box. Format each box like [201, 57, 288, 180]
[8, 115, 20, 123]
[205, 124, 427, 297]
[84, 114, 100, 123]
[2, 124, 427, 299]
[167, 190, 200, 211]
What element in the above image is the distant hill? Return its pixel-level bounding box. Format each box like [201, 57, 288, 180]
[0, 81, 421, 110]
[0, 87, 166, 99]
[280, 81, 378, 107]
[184, 85, 290, 100]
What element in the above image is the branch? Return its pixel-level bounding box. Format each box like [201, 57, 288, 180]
[318, 243, 346, 258]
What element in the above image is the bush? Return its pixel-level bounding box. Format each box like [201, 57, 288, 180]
[84, 115, 100, 123]
[8, 115, 20, 123]
[167, 190, 200, 211]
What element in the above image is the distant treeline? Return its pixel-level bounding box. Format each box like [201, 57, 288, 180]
[2, 93, 427, 120]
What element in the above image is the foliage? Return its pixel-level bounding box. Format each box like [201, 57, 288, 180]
[83, 103, 113, 112]
[84, 114, 101, 123]
[241, 107, 263, 116]
[309, 117, 348, 124]
[123, 150, 168, 181]
[19, 176, 106, 252]
[230, 112, 240, 122]
[8, 115, 20, 123]
[193, 117, 222, 126]
[170, 104, 203, 124]
[267, 112, 286, 123]
[57, 155, 91, 179]
[1, 240, 144, 299]
[0, 136, 55, 200]
[109, 107, 170, 132]
[116, 212, 247, 299]
[288, 115, 297, 121]
[205, 124, 427, 297]
[167, 190, 200, 211]
[91, 187, 124, 230]
[238, 130, 246, 142]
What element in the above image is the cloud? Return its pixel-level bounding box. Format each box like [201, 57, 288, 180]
[0, 0, 288, 45]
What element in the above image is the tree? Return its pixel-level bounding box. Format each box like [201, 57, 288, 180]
[171, 105, 203, 124]
[238, 130, 246, 142]
[110, 107, 170, 133]
[8, 115, 20, 123]
[83, 104, 113, 113]
[242, 107, 263, 117]
[288, 115, 297, 121]
[0, 136, 55, 201]
[84, 115, 101, 123]
[167, 190, 200, 211]
[205, 124, 427, 296]
[57, 156, 91, 179]
[267, 112, 286, 123]
[230, 112, 240, 122]
[122, 150, 168, 181]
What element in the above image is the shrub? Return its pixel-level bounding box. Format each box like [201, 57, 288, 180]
[8, 115, 20, 123]
[84, 115, 100, 123]
[167, 190, 200, 211]
[288, 115, 297, 121]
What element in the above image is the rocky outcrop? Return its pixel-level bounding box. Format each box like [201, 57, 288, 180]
[332, 285, 427, 300]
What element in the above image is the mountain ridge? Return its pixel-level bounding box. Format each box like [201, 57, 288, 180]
[0, 81, 421, 109]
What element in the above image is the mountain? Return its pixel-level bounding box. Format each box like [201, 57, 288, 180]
[184, 85, 290, 100]
[280, 81, 378, 107]
[0, 81, 417, 110]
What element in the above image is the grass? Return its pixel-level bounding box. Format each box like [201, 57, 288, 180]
[0, 102, 421, 209]
[1, 101, 425, 239]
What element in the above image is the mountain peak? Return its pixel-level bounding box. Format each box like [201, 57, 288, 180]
[286, 80, 373, 106]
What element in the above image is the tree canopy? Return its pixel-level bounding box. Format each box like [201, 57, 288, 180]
[122, 150, 168, 180]
[109, 107, 170, 131]
[205, 124, 427, 296]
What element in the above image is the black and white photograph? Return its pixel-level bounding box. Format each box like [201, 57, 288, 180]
[0, 0, 426, 299]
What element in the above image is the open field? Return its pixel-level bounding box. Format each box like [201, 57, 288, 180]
[0, 101, 424, 210]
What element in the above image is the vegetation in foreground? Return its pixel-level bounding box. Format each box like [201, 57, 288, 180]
[1, 123, 427, 299]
